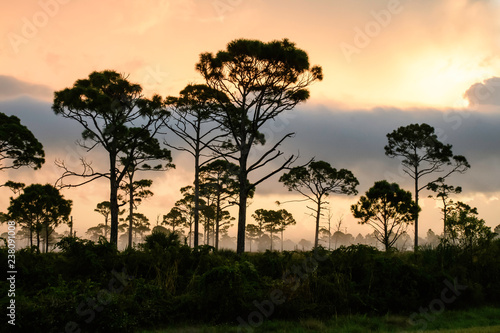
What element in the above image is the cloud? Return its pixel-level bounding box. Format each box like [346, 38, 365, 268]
[0, 75, 53, 100]
[254, 103, 500, 196]
[463, 77, 500, 107]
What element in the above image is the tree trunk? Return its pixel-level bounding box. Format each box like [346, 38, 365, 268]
[45, 223, 49, 253]
[109, 154, 119, 246]
[314, 199, 322, 248]
[194, 150, 200, 248]
[215, 193, 221, 250]
[236, 170, 248, 254]
[128, 183, 134, 248]
[414, 166, 419, 251]
[281, 229, 284, 252]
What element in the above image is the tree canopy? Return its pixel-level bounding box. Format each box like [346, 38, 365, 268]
[0, 112, 45, 171]
[351, 180, 419, 251]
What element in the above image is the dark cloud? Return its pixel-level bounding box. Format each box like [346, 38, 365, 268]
[1, 94, 499, 198]
[463, 77, 500, 107]
[255, 104, 500, 196]
[0, 75, 53, 100]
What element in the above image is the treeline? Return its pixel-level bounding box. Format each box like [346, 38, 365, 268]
[0, 37, 495, 254]
[2, 232, 500, 332]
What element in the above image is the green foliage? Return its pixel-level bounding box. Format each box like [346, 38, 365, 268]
[6, 235, 500, 332]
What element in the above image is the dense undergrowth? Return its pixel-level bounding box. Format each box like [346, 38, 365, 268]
[1, 233, 499, 333]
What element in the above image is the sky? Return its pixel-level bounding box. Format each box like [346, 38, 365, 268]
[1, 0, 499, 245]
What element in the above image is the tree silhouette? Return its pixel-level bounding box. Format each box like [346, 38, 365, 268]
[53, 70, 169, 246]
[385, 123, 470, 250]
[0, 112, 45, 171]
[351, 180, 419, 251]
[196, 38, 323, 253]
[8, 184, 72, 252]
[199, 159, 243, 250]
[445, 202, 493, 249]
[164, 84, 227, 248]
[163, 206, 186, 235]
[427, 178, 462, 237]
[280, 160, 358, 248]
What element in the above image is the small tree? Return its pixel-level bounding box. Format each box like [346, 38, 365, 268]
[0, 112, 45, 171]
[385, 123, 470, 250]
[197, 38, 323, 254]
[351, 180, 419, 251]
[445, 202, 493, 249]
[94, 201, 124, 240]
[252, 208, 296, 251]
[427, 178, 462, 237]
[8, 184, 72, 252]
[280, 160, 358, 248]
[245, 223, 263, 252]
[163, 207, 186, 235]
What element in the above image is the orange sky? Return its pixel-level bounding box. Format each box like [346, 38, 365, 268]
[1, 0, 499, 245]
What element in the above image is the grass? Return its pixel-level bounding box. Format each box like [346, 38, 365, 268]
[140, 306, 500, 332]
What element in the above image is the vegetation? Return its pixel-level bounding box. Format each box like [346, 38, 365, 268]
[0, 112, 45, 171]
[196, 38, 323, 254]
[2, 233, 499, 332]
[351, 180, 419, 251]
[1, 37, 498, 332]
[385, 123, 470, 250]
[279, 160, 358, 248]
[53, 70, 171, 246]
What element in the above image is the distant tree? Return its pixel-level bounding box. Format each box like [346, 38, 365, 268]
[128, 212, 151, 244]
[94, 201, 124, 240]
[298, 238, 313, 251]
[351, 181, 419, 251]
[8, 184, 72, 252]
[199, 159, 244, 250]
[53, 70, 170, 246]
[86, 224, 108, 242]
[163, 207, 186, 234]
[120, 178, 155, 248]
[252, 209, 295, 251]
[427, 178, 462, 237]
[445, 202, 493, 249]
[245, 223, 263, 252]
[355, 233, 365, 245]
[0, 112, 45, 171]
[164, 84, 227, 248]
[426, 229, 439, 247]
[275, 209, 296, 252]
[197, 38, 323, 254]
[280, 160, 358, 248]
[385, 123, 470, 250]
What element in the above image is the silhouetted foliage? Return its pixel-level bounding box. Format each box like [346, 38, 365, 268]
[385, 123, 470, 250]
[53, 70, 171, 247]
[0, 112, 45, 171]
[197, 38, 323, 253]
